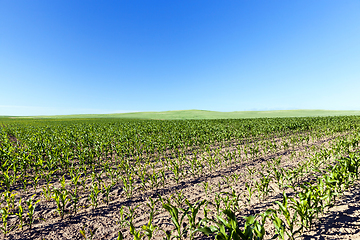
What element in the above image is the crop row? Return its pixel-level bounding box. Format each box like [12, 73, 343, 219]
[0, 116, 359, 239]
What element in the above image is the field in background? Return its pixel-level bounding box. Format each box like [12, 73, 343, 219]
[4, 109, 360, 120]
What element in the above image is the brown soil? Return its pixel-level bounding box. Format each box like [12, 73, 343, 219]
[2, 131, 359, 240]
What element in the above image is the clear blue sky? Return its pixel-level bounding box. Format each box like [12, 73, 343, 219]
[1, 0, 360, 116]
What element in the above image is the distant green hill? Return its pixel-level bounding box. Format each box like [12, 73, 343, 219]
[7, 109, 360, 120]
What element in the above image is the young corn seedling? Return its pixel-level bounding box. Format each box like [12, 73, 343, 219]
[161, 229, 173, 240]
[230, 173, 240, 183]
[42, 183, 53, 202]
[14, 198, 25, 230]
[80, 224, 98, 240]
[172, 189, 185, 207]
[1, 167, 19, 191]
[0, 207, 14, 236]
[26, 195, 40, 229]
[60, 175, 68, 190]
[222, 189, 242, 212]
[52, 187, 70, 219]
[183, 199, 206, 239]
[2, 191, 17, 211]
[147, 171, 161, 189]
[139, 170, 148, 191]
[321, 175, 338, 208]
[271, 212, 286, 240]
[141, 197, 159, 240]
[171, 161, 182, 184]
[43, 169, 56, 186]
[195, 209, 266, 240]
[70, 170, 81, 192]
[127, 204, 140, 224]
[289, 196, 312, 233]
[272, 167, 285, 190]
[299, 182, 324, 222]
[213, 193, 222, 215]
[69, 188, 80, 216]
[80, 176, 88, 192]
[273, 193, 300, 240]
[222, 175, 233, 189]
[217, 180, 223, 192]
[129, 222, 144, 240]
[219, 193, 232, 211]
[245, 182, 255, 205]
[117, 206, 128, 229]
[89, 182, 101, 209]
[120, 175, 135, 198]
[31, 175, 41, 191]
[21, 179, 28, 193]
[160, 170, 167, 187]
[117, 231, 124, 240]
[102, 182, 115, 205]
[246, 167, 257, 178]
[202, 182, 211, 198]
[189, 158, 199, 178]
[255, 173, 273, 200]
[254, 210, 273, 239]
[161, 200, 188, 240]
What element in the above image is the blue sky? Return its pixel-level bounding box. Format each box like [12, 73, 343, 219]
[1, 0, 360, 116]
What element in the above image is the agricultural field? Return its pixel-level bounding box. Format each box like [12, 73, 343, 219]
[1, 116, 360, 239]
[14, 109, 360, 120]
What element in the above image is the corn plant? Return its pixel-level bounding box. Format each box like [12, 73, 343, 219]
[25, 195, 40, 229]
[255, 172, 272, 200]
[272, 167, 285, 190]
[0, 208, 14, 236]
[129, 221, 144, 240]
[171, 189, 185, 207]
[1, 167, 19, 191]
[14, 198, 25, 230]
[2, 190, 17, 212]
[202, 181, 211, 198]
[31, 175, 41, 191]
[196, 209, 266, 240]
[127, 204, 140, 224]
[161, 200, 188, 240]
[88, 182, 101, 209]
[219, 193, 232, 211]
[102, 181, 115, 205]
[272, 193, 300, 240]
[69, 188, 80, 216]
[120, 174, 135, 198]
[245, 182, 255, 205]
[141, 197, 159, 240]
[117, 205, 128, 228]
[42, 183, 53, 201]
[147, 171, 161, 189]
[80, 224, 98, 240]
[222, 189, 242, 212]
[213, 193, 222, 215]
[183, 199, 206, 239]
[171, 162, 182, 184]
[117, 231, 124, 240]
[52, 187, 70, 219]
[271, 212, 285, 240]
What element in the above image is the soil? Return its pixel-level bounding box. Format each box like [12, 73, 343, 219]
[2, 131, 360, 240]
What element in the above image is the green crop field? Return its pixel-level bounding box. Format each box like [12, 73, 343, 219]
[5, 109, 360, 120]
[1, 116, 360, 239]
